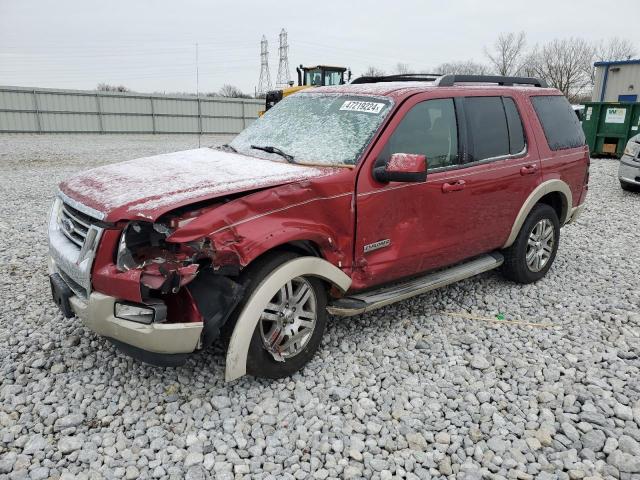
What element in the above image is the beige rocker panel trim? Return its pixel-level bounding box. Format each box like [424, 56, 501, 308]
[503, 179, 573, 249]
[225, 257, 352, 382]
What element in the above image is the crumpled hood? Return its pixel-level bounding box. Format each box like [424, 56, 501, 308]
[59, 148, 328, 222]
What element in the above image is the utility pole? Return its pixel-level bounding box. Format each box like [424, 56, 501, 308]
[257, 35, 272, 96]
[195, 42, 200, 97]
[276, 29, 291, 88]
[195, 42, 201, 148]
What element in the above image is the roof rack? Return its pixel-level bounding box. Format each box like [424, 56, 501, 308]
[436, 74, 548, 88]
[351, 73, 442, 84]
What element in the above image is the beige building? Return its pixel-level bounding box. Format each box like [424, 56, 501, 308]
[593, 60, 640, 102]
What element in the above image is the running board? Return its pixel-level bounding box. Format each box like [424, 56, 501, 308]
[327, 252, 504, 317]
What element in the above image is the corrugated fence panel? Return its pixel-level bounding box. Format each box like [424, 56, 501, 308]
[102, 114, 154, 133]
[100, 95, 152, 114]
[0, 86, 262, 134]
[0, 90, 35, 110]
[0, 111, 38, 131]
[243, 102, 262, 118]
[201, 100, 244, 118]
[203, 117, 245, 133]
[40, 112, 101, 132]
[37, 92, 98, 113]
[155, 115, 199, 133]
[153, 98, 199, 116]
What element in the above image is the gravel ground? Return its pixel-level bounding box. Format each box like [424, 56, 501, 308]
[1, 134, 639, 480]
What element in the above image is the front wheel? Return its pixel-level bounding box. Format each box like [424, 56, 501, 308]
[502, 203, 560, 284]
[235, 252, 328, 379]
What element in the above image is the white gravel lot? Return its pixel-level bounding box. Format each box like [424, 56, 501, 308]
[0, 134, 639, 480]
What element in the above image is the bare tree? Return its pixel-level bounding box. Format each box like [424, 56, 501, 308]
[593, 37, 637, 62]
[484, 32, 527, 75]
[436, 60, 491, 75]
[518, 51, 541, 78]
[395, 62, 413, 75]
[96, 83, 130, 92]
[526, 38, 594, 101]
[362, 66, 385, 77]
[218, 84, 252, 98]
[587, 37, 638, 85]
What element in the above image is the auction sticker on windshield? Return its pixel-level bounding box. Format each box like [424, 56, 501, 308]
[340, 101, 385, 114]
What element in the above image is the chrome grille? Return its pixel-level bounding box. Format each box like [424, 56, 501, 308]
[59, 203, 92, 247]
[49, 196, 105, 300]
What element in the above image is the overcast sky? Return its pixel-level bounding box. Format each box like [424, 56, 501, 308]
[1, 0, 639, 95]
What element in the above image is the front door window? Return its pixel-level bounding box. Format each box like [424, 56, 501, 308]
[378, 98, 458, 170]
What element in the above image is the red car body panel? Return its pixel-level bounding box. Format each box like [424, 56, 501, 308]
[68, 83, 587, 309]
[351, 88, 549, 289]
[166, 169, 356, 270]
[527, 91, 590, 207]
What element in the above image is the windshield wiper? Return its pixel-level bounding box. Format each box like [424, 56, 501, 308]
[250, 144, 295, 163]
[214, 144, 238, 153]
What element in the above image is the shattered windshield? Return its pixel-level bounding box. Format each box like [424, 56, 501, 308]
[230, 93, 393, 166]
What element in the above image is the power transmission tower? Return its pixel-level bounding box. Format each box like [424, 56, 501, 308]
[276, 29, 291, 88]
[257, 35, 272, 96]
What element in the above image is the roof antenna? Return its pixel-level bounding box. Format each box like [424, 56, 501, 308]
[196, 42, 201, 148]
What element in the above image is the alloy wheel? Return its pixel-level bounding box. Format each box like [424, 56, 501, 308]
[259, 276, 317, 360]
[526, 218, 555, 272]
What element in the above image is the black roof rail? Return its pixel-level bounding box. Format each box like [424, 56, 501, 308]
[351, 73, 442, 84]
[436, 74, 548, 88]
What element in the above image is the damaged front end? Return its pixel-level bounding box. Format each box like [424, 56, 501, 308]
[116, 220, 210, 295]
[106, 216, 244, 359]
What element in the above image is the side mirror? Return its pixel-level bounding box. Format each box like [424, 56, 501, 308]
[373, 153, 427, 183]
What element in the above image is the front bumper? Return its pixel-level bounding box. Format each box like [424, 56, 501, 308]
[619, 156, 640, 185]
[53, 273, 203, 366]
[69, 291, 203, 355]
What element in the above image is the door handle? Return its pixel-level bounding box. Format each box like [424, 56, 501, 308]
[520, 164, 538, 175]
[442, 180, 466, 193]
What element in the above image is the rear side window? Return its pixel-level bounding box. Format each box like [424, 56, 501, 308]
[503, 97, 526, 154]
[464, 97, 510, 161]
[531, 95, 585, 150]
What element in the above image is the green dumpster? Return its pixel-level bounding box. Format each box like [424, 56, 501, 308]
[582, 102, 640, 157]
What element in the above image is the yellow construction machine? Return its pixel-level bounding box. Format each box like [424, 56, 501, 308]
[260, 65, 351, 115]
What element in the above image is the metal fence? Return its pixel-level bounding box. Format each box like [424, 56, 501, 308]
[0, 86, 263, 134]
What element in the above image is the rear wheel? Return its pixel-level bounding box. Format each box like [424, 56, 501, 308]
[620, 180, 640, 192]
[502, 204, 560, 284]
[233, 252, 328, 379]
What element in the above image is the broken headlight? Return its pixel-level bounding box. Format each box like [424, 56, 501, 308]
[116, 221, 172, 272]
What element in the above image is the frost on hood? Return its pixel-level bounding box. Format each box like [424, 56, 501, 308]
[230, 93, 393, 166]
[62, 148, 326, 215]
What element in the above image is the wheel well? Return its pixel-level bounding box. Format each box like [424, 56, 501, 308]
[241, 241, 323, 272]
[280, 240, 322, 258]
[536, 191, 568, 223]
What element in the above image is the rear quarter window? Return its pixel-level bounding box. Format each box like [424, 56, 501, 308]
[531, 95, 585, 151]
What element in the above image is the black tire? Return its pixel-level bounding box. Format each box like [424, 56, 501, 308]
[620, 180, 640, 192]
[502, 203, 560, 284]
[231, 251, 328, 379]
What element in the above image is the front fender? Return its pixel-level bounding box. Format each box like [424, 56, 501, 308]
[225, 256, 351, 382]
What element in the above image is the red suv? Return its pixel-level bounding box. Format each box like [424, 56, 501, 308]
[48, 75, 588, 381]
